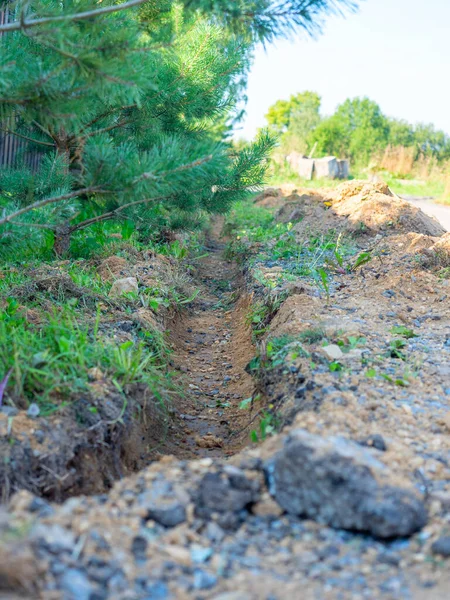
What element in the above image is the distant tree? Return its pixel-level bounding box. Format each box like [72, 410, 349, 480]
[306, 115, 349, 157]
[413, 123, 450, 161]
[265, 91, 321, 155]
[332, 97, 389, 162]
[387, 119, 415, 148]
[266, 91, 321, 134]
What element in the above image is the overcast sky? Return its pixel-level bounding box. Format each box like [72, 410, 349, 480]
[236, 0, 450, 139]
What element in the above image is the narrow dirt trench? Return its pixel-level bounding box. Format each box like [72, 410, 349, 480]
[160, 222, 257, 459]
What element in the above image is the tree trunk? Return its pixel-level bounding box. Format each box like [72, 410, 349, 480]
[53, 224, 72, 257]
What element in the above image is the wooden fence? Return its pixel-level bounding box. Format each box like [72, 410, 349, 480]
[0, 5, 44, 171]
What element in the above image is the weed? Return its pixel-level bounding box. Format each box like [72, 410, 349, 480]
[389, 339, 407, 360]
[336, 335, 366, 353]
[352, 251, 373, 271]
[246, 302, 270, 327]
[223, 239, 251, 264]
[250, 410, 279, 442]
[239, 396, 254, 410]
[390, 326, 417, 338]
[68, 262, 110, 296]
[298, 328, 326, 344]
[329, 361, 343, 372]
[316, 268, 330, 303]
[381, 373, 410, 387]
[246, 335, 309, 375]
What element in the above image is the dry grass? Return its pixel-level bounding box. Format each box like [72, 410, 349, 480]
[378, 145, 415, 176]
[373, 145, 447, 180]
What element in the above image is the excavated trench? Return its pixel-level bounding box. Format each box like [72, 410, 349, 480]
[157, 225, 257, 460]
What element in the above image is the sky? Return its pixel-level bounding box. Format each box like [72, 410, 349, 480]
[237, 0, 450, 139]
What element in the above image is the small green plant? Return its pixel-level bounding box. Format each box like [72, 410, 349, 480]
[389, 338, 407, 360]
[381, 373, 409, 387]
[250, 410, 279, 442]
[316, 268, 330, 303]
[329, 361, 343, 372]
[239, 396, 254, 410]
[390, 326, 417, 339]
[351, 251, 372, 271]
[298, 328, 326, 344]
[247, 302, 270, 326]
[336, 335, 366, 353]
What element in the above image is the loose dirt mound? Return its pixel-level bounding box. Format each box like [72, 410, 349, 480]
[330, 181, 446, 237]
[254, 187, 323, 209]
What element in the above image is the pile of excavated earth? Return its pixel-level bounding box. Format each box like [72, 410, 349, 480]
[1, 181, 450, 599]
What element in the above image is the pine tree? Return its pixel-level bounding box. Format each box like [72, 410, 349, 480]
[0, 0, 356, 256]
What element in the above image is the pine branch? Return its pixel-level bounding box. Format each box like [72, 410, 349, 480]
[0, 128, 56, 148]
[0, 0, 150, 34]
[140, 155, 214, 181]
[0, 187, 103, 226]
[69, 194, 172, 233]
[7, 220, 55, 229]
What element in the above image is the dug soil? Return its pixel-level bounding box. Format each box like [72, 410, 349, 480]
[157, 220, 257, 459]
[1, 183, 450, 600]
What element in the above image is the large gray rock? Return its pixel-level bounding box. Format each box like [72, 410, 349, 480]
[265, 430, 427, 539]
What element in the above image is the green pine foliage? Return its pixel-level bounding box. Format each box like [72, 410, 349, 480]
[0, 0, 356, 257]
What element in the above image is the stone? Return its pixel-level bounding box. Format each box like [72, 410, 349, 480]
[431, 537, 450, 557]
[32, 524, 76, 553]
[321, 345, 344, 361]
[265, 429, 427, 539]
[28, 496, 54, 517]
[191, 545, 213, 564]
[60, 568, 93, 600]
[86, 556, 119, 583]
[358, 434, 387, 452]
[109, 277, 138, 298]
[0, 406, 19, 417]
[204, 522, 225, 543]
[144, 581, 169, 599]
[131, 536, 148, 561]
[138, 478, 188, 528]
[27, 403, 40, 418]
[194, 468, 260, 529]
[193, 569, 218, 590]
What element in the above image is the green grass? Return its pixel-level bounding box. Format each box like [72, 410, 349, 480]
[380, 172, 446, 198]
[67, 262, 111, 296]
[0, 301, 169, 414]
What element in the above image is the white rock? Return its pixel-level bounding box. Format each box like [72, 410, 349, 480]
[109, 277, 138, 298]
[321, 344, 344, 361]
